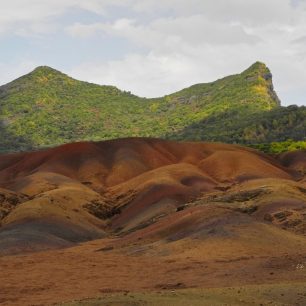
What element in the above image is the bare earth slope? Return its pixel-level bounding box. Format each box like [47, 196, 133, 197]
[0, 138, 306, 305]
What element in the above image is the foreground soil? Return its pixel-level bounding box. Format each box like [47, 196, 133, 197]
[1, 237, 306, 306]
[63, 283, 306, 306]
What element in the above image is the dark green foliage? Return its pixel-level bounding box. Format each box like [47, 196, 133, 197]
[0, 120, 33, 153]
[168, 105, 306, 144]
[250, 140, 306, 154]
[0, 62, 304, 153]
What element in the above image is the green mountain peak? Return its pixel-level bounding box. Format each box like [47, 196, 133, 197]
[28, 65, 73, 82]
[243, 61, 271, 79]
[246, 61, 268, 70]
[32, 65, 61, 73]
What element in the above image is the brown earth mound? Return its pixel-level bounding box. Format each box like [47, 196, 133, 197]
[0, 138, 304, 254]
[1, 138, 306, 305]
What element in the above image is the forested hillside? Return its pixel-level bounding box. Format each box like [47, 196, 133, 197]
[0, 62, 304, 153]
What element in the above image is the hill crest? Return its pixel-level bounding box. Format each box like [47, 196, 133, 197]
[1, 61, 277, 100]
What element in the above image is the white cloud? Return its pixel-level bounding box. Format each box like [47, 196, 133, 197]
[67, 15, 261, 47]
[0, 0, 117, 36]
[130, 0, 294, 24]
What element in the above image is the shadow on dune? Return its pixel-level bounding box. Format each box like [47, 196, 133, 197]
[0, 218, 106, 256]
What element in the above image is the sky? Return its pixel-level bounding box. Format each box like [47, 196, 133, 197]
[0, 0, 306, 105]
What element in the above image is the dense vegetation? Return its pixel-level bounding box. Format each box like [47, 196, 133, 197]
[251, 140, 306, 154]
[0, 62, 304, 153]
[168, 105, 306, 143]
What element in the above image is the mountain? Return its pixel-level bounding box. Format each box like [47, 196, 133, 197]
[2, 61, 301, 153]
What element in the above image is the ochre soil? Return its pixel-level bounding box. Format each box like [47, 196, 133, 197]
[0, 138, 306, 305]
[1, 235, 306, 306]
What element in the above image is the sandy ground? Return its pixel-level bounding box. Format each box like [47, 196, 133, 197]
[62, 283, 306, 306]
[1, 234, 306, 306]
